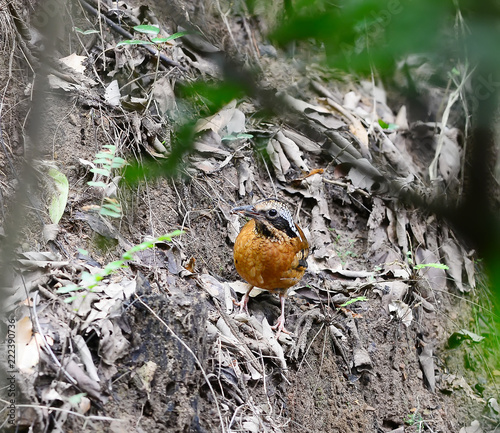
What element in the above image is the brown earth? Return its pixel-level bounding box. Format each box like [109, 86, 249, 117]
[0, 1, 498, 432]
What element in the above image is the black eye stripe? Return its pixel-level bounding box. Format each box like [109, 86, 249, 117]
[270, 216, 299, 238]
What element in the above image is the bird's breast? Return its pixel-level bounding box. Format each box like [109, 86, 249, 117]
[233, 220, 309, 291]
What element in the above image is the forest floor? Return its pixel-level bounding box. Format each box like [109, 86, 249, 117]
[1, 0, 499, 432]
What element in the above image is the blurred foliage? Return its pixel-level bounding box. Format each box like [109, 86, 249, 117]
[123, 79, 246, 183]
[271, 0, 456, 74]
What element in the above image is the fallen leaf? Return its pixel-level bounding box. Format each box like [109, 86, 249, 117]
[60, 53, 87, 74]
[47, 167, 69, 224]
[105, 80, 121, 107]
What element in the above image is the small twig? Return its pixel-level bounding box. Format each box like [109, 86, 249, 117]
[214, 0, 239, 53]
[227, 404, 244, 430]
[134, 293, 227, 433]
[0, 398, 118, 422]
[429, 66, 474, 181]
[322, 177, 371, 198]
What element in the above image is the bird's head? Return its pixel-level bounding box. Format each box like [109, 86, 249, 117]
[231, 198, 300, 238]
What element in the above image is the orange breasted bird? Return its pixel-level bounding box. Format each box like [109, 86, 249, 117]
[231, 198, 309, 336]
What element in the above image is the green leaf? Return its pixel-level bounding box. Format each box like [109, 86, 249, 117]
[104, 260, 127, 273]
[111, 157, 127, 168]
[340, 296, 368, 307]
[93, 159, 112, 166]
[78, 248, 89, 256]
[414, 263, 449, 270]
[378, 119, 389, 129]
[99, 206, 122, 218]
[68, 393, 87, 406]
[74, 27, 99, 35]
[90, 167, 111, 176]
[116, 40, 154, 47]
[127, 241, 155, 254]
[133, 25, 160, 35]
[122, 252, 133, 260]
[158, 230, 184, 241]
[48, 167, 69, 224]
[56, 284, 80, 294]
[95, 151, 114, 159]
[448, 329, 485, 349]
[80, 271, 99, 289]
[151, 31, 189, 43]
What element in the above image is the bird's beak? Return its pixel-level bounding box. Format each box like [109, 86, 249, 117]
[231, 204, 260, 219]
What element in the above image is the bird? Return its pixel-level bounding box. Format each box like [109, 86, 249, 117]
[231, 198, 309, 337]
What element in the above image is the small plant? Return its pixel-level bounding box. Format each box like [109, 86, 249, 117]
[340, 296, 368, 307]
[116, 26, 188, 47]
[413, 263, 449, 271]
[405, 410, 425, 432]
[57, 231, 183, 303]
[87, 144, 126, 218]
[406, 249, 450, 274]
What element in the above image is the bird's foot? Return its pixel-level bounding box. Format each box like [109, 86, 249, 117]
[271, 315, 291, 339]
[232, 297, 249, 315]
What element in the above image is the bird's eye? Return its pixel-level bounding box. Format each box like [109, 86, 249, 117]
[268, 209, 278, 218]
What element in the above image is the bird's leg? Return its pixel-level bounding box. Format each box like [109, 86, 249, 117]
[271, 292, 291, 338]
[235, 285, 253, 314]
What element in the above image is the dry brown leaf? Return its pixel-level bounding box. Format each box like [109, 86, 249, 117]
[388, 300, 413, 327]
[282, 128, 322, 154]
[73, 334, 100, 382]
[353, 346, 372, 370]
[152, 75, 176, 114]
[418, 344, 435, 392]
[225, 109, 246, 135]
[408, 211, 427, 247]
[347, 158, 383, 192]
[64, 358, 104, 402]
[322, 97, 369, 150]
[194, 100, 237, 133]
[458, 420, 483, 433]
[193, 130, 230, 159]
[235, 157, 254, 196]
[105, 80, 121, 107]
[184, 257, 196, 273]
[395, 105, 409, 129]
[438, 128, 461, 185]
[266, 139, 285, 181]
[16, 316, 43, 373]
[441, 238, 468, 292]
[276, 131, 309, 170]
[376, 123, 415, 176]
[98, 319, 130, 365]
[367, 198, 389, 257]
[464, 254, 476, 290]
[60, 53, 87, 74]
[415, 247, 447, 291]
[270, 138, 291, 173]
